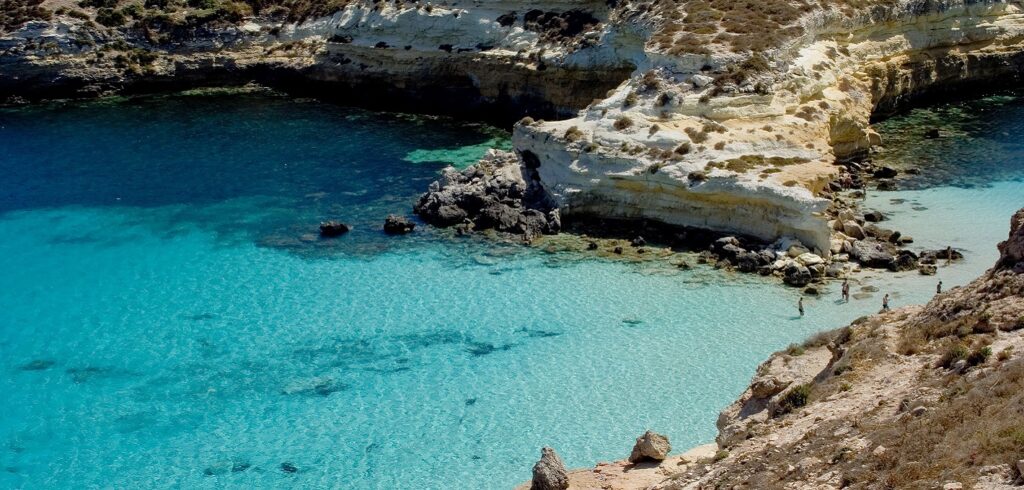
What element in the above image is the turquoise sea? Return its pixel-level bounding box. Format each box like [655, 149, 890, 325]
[0, 92, 1021, 489]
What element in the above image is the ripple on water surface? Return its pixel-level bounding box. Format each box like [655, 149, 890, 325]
[0, 93, 1021, 489]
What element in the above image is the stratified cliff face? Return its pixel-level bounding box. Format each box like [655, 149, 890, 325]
[0, 0, 640, 120]
[3, 0, 1024, 250]
[534, 208, 1024, 490]
[516, 0, 1024, 254]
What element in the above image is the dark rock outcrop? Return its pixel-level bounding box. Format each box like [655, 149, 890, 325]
[319, 221, 350, 237]
[628, 430, 671, 463]
[383, 214, 416, 234]
[783, 263, 812, 287]
[530, 447, 569, 490]
[415, 150, 559, 238]
[997, 208, 1024, 272]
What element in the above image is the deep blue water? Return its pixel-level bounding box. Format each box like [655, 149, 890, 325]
[0, 91, 1021, 489]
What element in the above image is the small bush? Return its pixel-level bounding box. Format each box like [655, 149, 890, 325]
[79, 0, 118, 7]
[648, 124, 660, 136]
[613, 116, 633, 131]
[966, 346, 992, 367]
[684, 127, 708, 144]
[563, 125, 583, 142]
[778, 384, 811, 414]
[95, 7, 127, 26]
[998, 347, 1013, 361]
[518, 116, 535, 126]
[786, 344, 805, 356]
[641, 70, 661, 91]
[688, 170, 707, 182]
[938, 343, 969, 369]
[839, 382, 852, 392]
[713, 449, 730, 462]
[674, 143, 691, 155]
[713, 141, 725, 150]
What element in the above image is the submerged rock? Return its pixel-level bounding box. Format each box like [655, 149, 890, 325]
[530, 447, 569, 490]
[628, 430, 671, 463]
[383, 214, 415, 235]
[319, 221, 350, 237]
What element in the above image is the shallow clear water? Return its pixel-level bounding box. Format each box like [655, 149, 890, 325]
[0, 93, 1021, 489]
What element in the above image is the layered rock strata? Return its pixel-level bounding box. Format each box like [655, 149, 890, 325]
[0, 0, 640, 121]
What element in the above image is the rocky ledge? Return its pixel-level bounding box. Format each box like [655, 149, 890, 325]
[4, 0, 1024, 258]
[521, 207, 1024, 489]
[414, 149, 561, 240]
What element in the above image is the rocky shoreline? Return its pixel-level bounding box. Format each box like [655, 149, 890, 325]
[519, 208, 1024, 489]
[4, 0, 1024, 261]
[414, 147, 963, 289]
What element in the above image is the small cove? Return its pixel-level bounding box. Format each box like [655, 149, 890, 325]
[0, 91, 1021, 489]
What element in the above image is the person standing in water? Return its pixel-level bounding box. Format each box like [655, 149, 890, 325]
[798, 297, 805, 317]
[882, 293, 890, 312]
[841, 279, 850, 302]
[946, 246, 954, 265]
[937, 280, 943, 294]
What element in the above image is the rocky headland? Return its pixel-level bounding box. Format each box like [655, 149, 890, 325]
[4, 0, 1024, 278]
[520, 208, 1024, 489]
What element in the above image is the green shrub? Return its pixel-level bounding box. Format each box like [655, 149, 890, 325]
[966, 346, 992, 367]
[778, 383, 811, 413]
[786, 343, 805, 356]
[613, 116, 633, 131]
[563, 125, 583, 142]
[79, 0, 119, 8]
[938, 343, 969, 369]
[95, 7, 127, 26]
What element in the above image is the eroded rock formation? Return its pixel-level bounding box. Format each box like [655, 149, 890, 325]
[628, 430, 671, 463]
[530, 447, 569, 490]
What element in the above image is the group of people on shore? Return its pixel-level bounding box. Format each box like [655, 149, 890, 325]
[798, 278, 944, 317]
[796, 246, 956, 317]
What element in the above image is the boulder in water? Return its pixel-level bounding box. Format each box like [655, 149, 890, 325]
[850, 240, 897, 269]
[383, 214, 415, 235]
[783, 263, 812, 287]
[628, 430, 671, 463]
[530, 447, 569, 490]
[319, 221, 350, 237]
[873, 166, 898, 178]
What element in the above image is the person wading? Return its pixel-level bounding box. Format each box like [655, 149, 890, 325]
[937, 280, 943, 294]
[882, 293, 890, 312]
[798, 297, 805, 317]
[841, 279, 850, 302]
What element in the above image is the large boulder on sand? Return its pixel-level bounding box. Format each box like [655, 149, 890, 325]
[530, 447, 569, 490]
[998, 209, 1024, 272]
[628, 430, 671, 463]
